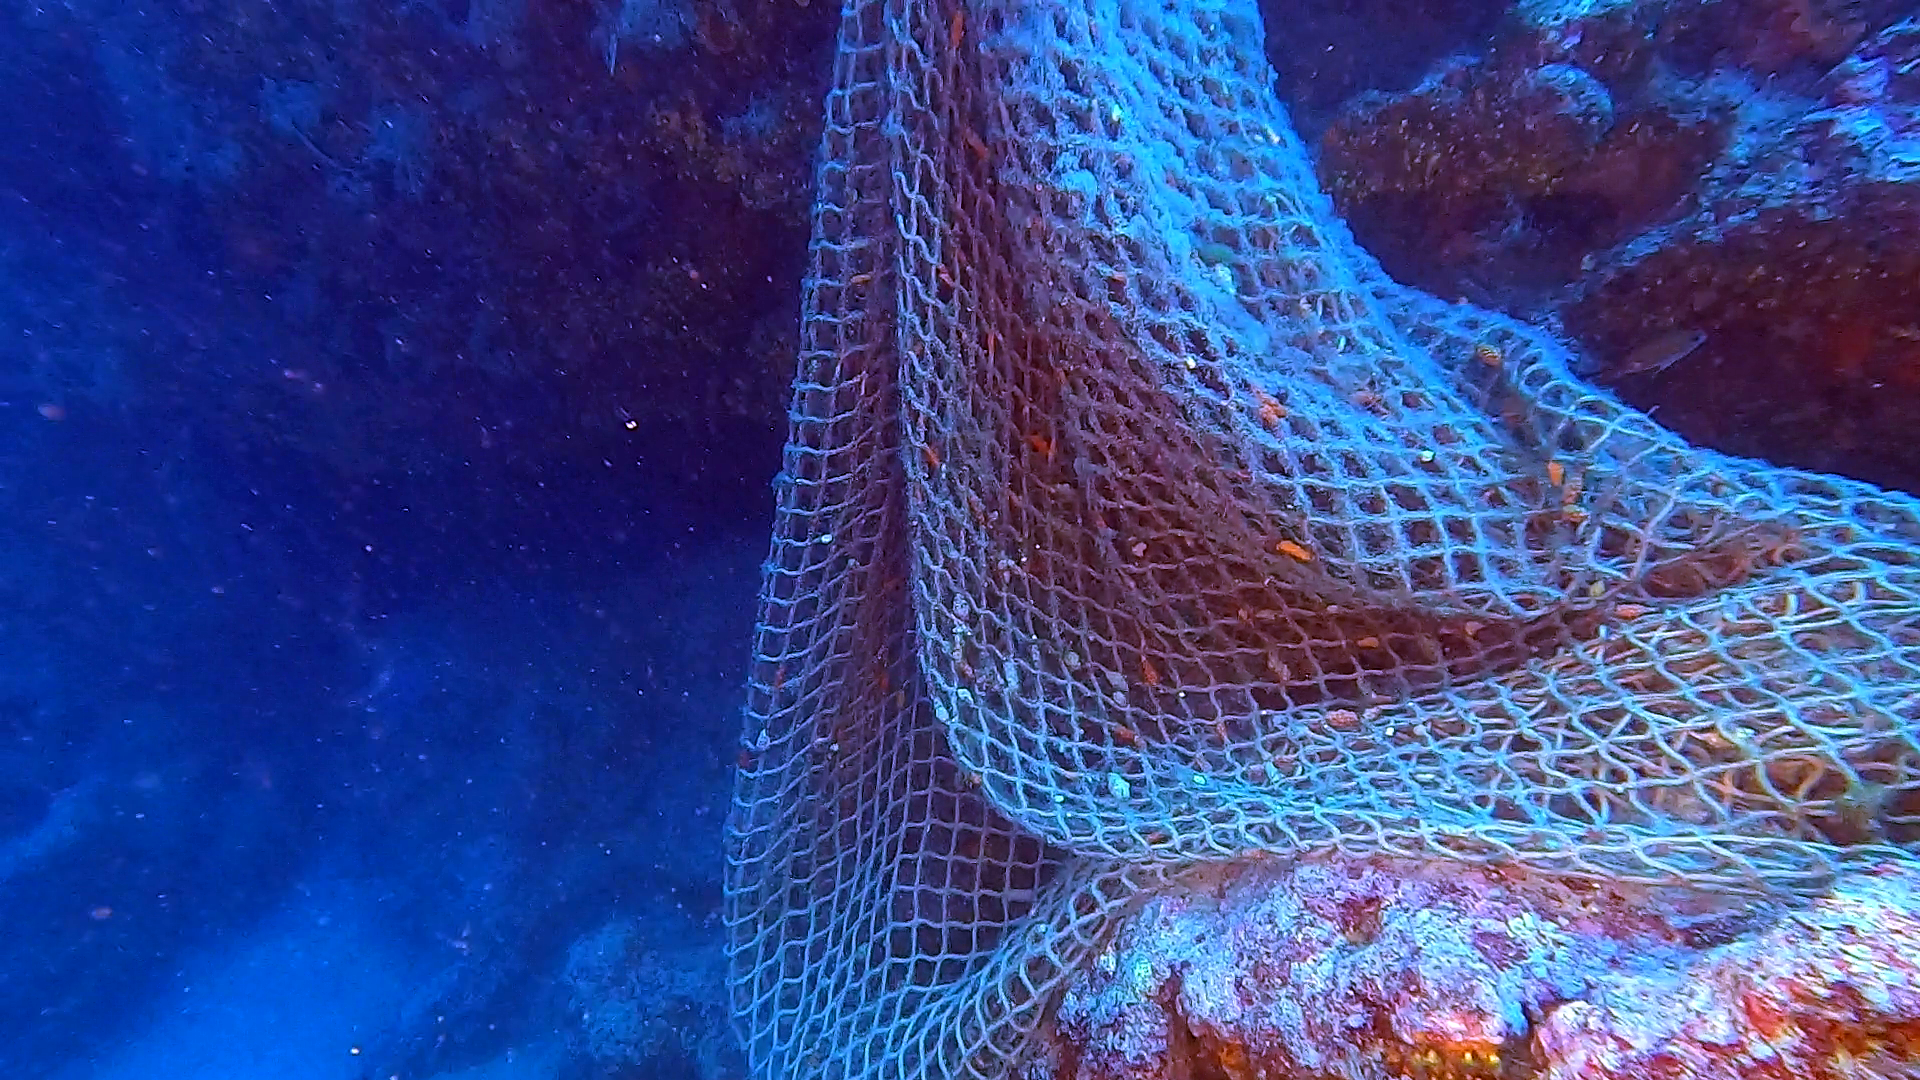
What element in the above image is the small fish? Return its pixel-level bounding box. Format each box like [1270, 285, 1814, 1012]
[1594, 327, 1707, 378]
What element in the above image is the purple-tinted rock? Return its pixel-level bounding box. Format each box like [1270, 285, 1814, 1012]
[1031, 854, 1920, 1080]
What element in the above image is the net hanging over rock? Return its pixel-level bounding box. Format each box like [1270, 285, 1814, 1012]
[724, 0, 1920, 1077]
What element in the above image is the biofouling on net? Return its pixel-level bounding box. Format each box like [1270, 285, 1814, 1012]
[725, 0, 1920, 1076]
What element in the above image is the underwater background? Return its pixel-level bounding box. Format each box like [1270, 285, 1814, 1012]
[2, 0, 1915, 1077]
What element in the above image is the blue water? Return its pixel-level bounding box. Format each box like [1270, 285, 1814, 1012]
[0, 0, 834, 1075]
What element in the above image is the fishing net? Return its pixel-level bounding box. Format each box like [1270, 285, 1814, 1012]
[724, 0, 1920, 1077]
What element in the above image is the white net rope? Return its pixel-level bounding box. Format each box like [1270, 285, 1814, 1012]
[725, 0, 1920, 1077]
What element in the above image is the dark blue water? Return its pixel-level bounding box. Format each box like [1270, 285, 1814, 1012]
[0, 0, 831, 1075]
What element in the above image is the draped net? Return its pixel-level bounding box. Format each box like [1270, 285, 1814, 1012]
[724, 0, 1920, 1077]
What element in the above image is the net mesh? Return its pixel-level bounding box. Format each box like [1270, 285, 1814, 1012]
[724, 0, 1920, 1076]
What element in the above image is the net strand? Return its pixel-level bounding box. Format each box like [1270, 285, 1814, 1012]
[727, 1, 1920, 1077]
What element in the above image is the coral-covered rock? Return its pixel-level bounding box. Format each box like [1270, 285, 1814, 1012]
[1531, 861, 1920, 1078]
[1559, 16, 1920, 487]
[1031, 854, 1920, 1080]
[1304, 0, 1920, 492]
[1316, 0, 1731, 298]
[562, 915, 739, 1078]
